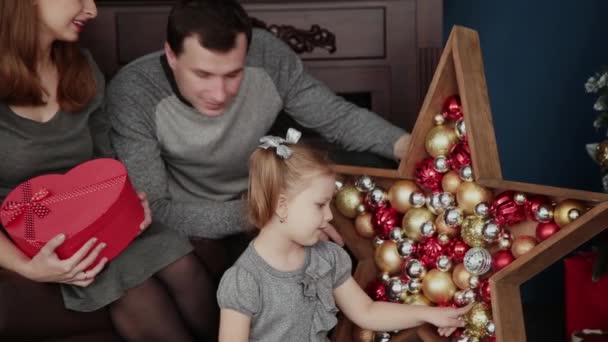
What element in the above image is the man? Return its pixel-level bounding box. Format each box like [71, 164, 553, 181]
[108, 0, 409, 244]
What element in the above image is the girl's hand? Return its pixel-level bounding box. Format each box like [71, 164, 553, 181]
[23, 233, 108, 287]
[427, 304, 472, 334]
[137, 192, 152, 235]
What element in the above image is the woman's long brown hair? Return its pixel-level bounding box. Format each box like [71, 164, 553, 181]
[0, 0, 96, 113]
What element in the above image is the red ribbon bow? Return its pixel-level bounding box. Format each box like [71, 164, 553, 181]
[2, 185, 51, 239]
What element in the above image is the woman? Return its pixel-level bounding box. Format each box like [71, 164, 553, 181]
[0, 1, 216, 341]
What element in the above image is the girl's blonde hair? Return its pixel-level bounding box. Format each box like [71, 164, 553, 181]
[247, 143, 334, 228]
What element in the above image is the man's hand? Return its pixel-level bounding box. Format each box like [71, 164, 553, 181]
[320, 223, 344, 246]
[393, 133, 411, 160]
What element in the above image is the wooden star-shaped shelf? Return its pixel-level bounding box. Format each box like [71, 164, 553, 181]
[331, 26, 608, 342]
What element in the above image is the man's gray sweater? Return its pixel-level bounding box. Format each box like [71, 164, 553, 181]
[108, 29, 405, 238]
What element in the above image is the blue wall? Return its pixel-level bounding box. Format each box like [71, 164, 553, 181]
[444, 0, 608, 192]
[444, 2, 608, 339]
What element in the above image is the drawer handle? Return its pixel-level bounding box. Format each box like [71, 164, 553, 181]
[251, 17, 336, 55]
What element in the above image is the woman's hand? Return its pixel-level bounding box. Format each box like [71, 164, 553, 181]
[23, 233, 107, 287]
[137, 192, 152, 235]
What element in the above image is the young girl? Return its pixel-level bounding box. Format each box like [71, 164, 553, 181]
[217, 128, 470, 341]
[0, 1, 216, 341]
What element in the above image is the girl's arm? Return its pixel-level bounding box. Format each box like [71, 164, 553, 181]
[219, 309, 251, 342]
[334, 276, 469, 332]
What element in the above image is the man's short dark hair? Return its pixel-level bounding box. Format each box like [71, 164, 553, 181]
[167, 0, 252, 55]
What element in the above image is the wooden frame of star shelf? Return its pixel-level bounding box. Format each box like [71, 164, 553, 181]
[330, 26, 608, 342]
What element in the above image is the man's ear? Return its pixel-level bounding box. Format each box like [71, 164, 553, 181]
[164, 42, 177, 69]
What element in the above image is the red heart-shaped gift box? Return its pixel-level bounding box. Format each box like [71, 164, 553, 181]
[0, 158, 143, 263]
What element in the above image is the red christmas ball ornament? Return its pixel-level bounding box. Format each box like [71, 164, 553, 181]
[414, 158, 443, 193]
[536, 221, 560, 241]
[490, 191, 526, 227]
[365, 279, 388, 301]
[492, 249, 515, 272]
[524, 195, 551, 221]
[448, 141, 472, 171]
[442, 95, 463, 120]
[449, 238, 470, 263]
[478, 279, 491, 303]
[418, 237, 445, 268]
[373, 207, 401, 239]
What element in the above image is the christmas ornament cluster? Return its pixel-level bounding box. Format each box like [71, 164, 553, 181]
[334, 95, 588, 342]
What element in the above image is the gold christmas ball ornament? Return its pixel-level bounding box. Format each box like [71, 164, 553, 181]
[354, 213, 375, 238]
[511, 235, 538, 258]
[456, 182, 493, 215]
[425, 125, 459, 157]
[388, 180, 420, 213]
[596, 140, 608, 169]
[335, 184, 362, 218]
[402, 207, 436, 242]
[352, 326, 374, 342]
[421, 269, 457, 304]
[460, 215, 487, 247]
[553, 199, 586, 227]
[463, 302, 492, 339]
[442, 170, 463, 193]
[403, 293, 432, 306]
[374, 240, 403, 275]
[452, 263, 474, 290]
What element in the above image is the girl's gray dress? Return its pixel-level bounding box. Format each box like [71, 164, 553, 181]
[217, 240, 352, 341]
[0, 51, 193, 312]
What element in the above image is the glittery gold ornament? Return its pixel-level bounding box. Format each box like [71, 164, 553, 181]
[460, 215, 487, 247]
[352, 326, 374, 342]
[354, 212, 375, 238]
[388, 180, 420, 213]
[442, 170, 463, 194]
[425, 125, 459, 158]
[421, 269, 457, 304]
[402, 207, 436, 242]
[456, 182, 493, 215]
[403, 293, 432, 306]
[553, 199, 586, 228]
[511, 235, 537, 258]
[335, 184, 362, 218]
[374, 240, 403, 275]
[452, 263, 473, 290]
[463, 302, 492, 339]
[436, 212, 459, 238]
[596, 140, 608, 169]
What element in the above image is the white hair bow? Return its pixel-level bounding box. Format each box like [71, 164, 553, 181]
[258, 128, 302, 159]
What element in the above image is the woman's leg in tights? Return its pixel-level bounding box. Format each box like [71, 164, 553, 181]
[156, 254, 219, 342]
[109, 277, 194, 342]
